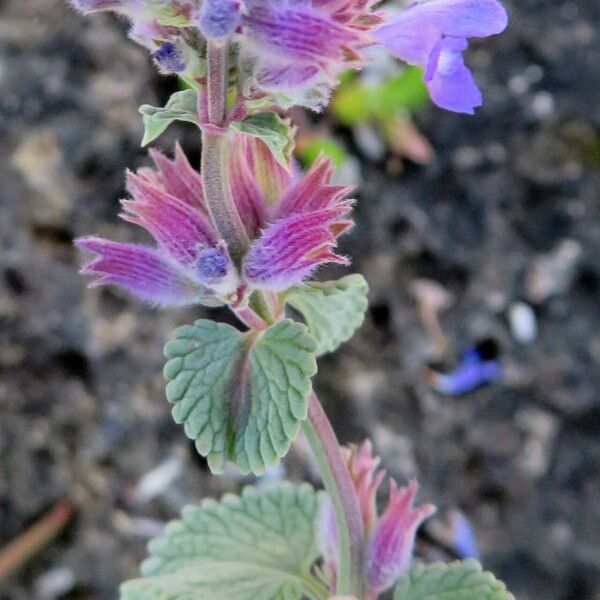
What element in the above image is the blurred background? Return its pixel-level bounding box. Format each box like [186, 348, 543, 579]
[1, 0, 599, 598]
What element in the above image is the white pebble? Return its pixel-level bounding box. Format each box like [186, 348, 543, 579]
[509, 302, 538, 344]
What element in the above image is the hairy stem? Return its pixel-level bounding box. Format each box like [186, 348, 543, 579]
[206, 40, 227, 126]
[201, 41, 250, 265]
[303, 393, 364, 597]
[232, 305, 267, 330]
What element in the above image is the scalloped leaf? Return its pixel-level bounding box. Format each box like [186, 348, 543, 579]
[285, 275, 369, 356]
[394, 560, 515, 600]
[163, 319, 317, 474]
[230, 112, 295, 168]
[139, 90, 200, 146]
[121, 483, 326, 600]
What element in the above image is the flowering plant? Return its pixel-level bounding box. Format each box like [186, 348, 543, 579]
[70, 0, 513, 598]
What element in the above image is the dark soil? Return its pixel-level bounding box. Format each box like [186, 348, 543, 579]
[1, 1, 599, 599]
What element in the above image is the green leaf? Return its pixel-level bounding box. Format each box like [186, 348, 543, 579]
[163, 319, 317, 474]
[394, 560, 515, 600]
[285, 275, 369, 356]
[230, 113, 295, 168]
[139, 90, 200, 146]
[121, 483, 327, 600]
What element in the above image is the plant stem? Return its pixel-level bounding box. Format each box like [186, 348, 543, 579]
[302, 393, 364, 597]
[201, 41, 250, 265]
[232, 305, 267, 330]
[206, 40, 227, 126]
[203, 35, 364, 599]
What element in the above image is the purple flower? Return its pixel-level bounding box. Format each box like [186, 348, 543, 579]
[76, 237, 205, 307]
[152, 42, 186, 73]
[77, 140, 354, 305]
[366, 480, 436, 594]
[239, 0, 384, 109]
[197, 0, 241, 40]
[375, 0, 508, 113]
[77, 145, 237, 307]
[427, 340, 502, 395]
[241, 150, 353, 291]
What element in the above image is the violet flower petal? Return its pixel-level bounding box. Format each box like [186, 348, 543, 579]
[424, 36, 482, 113]
[376, 0, 507, 112]
[429, 346, 502, 395]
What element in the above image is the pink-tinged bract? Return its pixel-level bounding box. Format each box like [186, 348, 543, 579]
[375, 0, 508, 113]
[77, 141, 354, 304]
[77, 148, 238, 306]
[243, 203, 353, 291]
[366, 480, 436, 594]
[240, 0, 384, 109]
[344, 441, 385, 534]
[75, 237, 204, 307]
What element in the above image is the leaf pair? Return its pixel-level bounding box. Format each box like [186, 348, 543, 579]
[121, 483, 515, 600]
[139, 90, 294, 168]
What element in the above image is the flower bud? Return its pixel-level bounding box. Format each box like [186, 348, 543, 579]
[152, 42, 187, 73]
[344, 441, 385, 534]
[197, 0, 241, 40]
[366, 480, 435, 594]
[196, 246, 230, 283]
[196, 244, 240, 297]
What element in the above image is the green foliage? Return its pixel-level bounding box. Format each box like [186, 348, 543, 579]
[230, 113, 295, 168]
[121, 483, 327, 600]
[163, 319, 317, 474]
[298, 137, 348, 168]
[285, 275, 369, 356]
[139, 90, 200, 146]
[394, 560, 515, 600]
[332, 67, 428, 126]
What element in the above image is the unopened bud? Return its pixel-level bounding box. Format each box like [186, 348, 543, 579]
[366, 480, 435, 594]
[196, 246, 230, 283]
[153, 42, 187, 73]
[197, 0, 241, 40]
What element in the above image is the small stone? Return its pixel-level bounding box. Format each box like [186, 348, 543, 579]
[508, 302, 537, 344]
[34, 567, 75, 600]
[530, 91, 555, 120]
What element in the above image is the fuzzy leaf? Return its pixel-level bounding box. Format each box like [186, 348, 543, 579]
[230, 113, 294, 168]
[121, 483, 325, 600]
[163, 319, 317, 474]
[393, 560, 515, 600]
[139, 90, 200, 146]
[285, 275, 369, 356]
